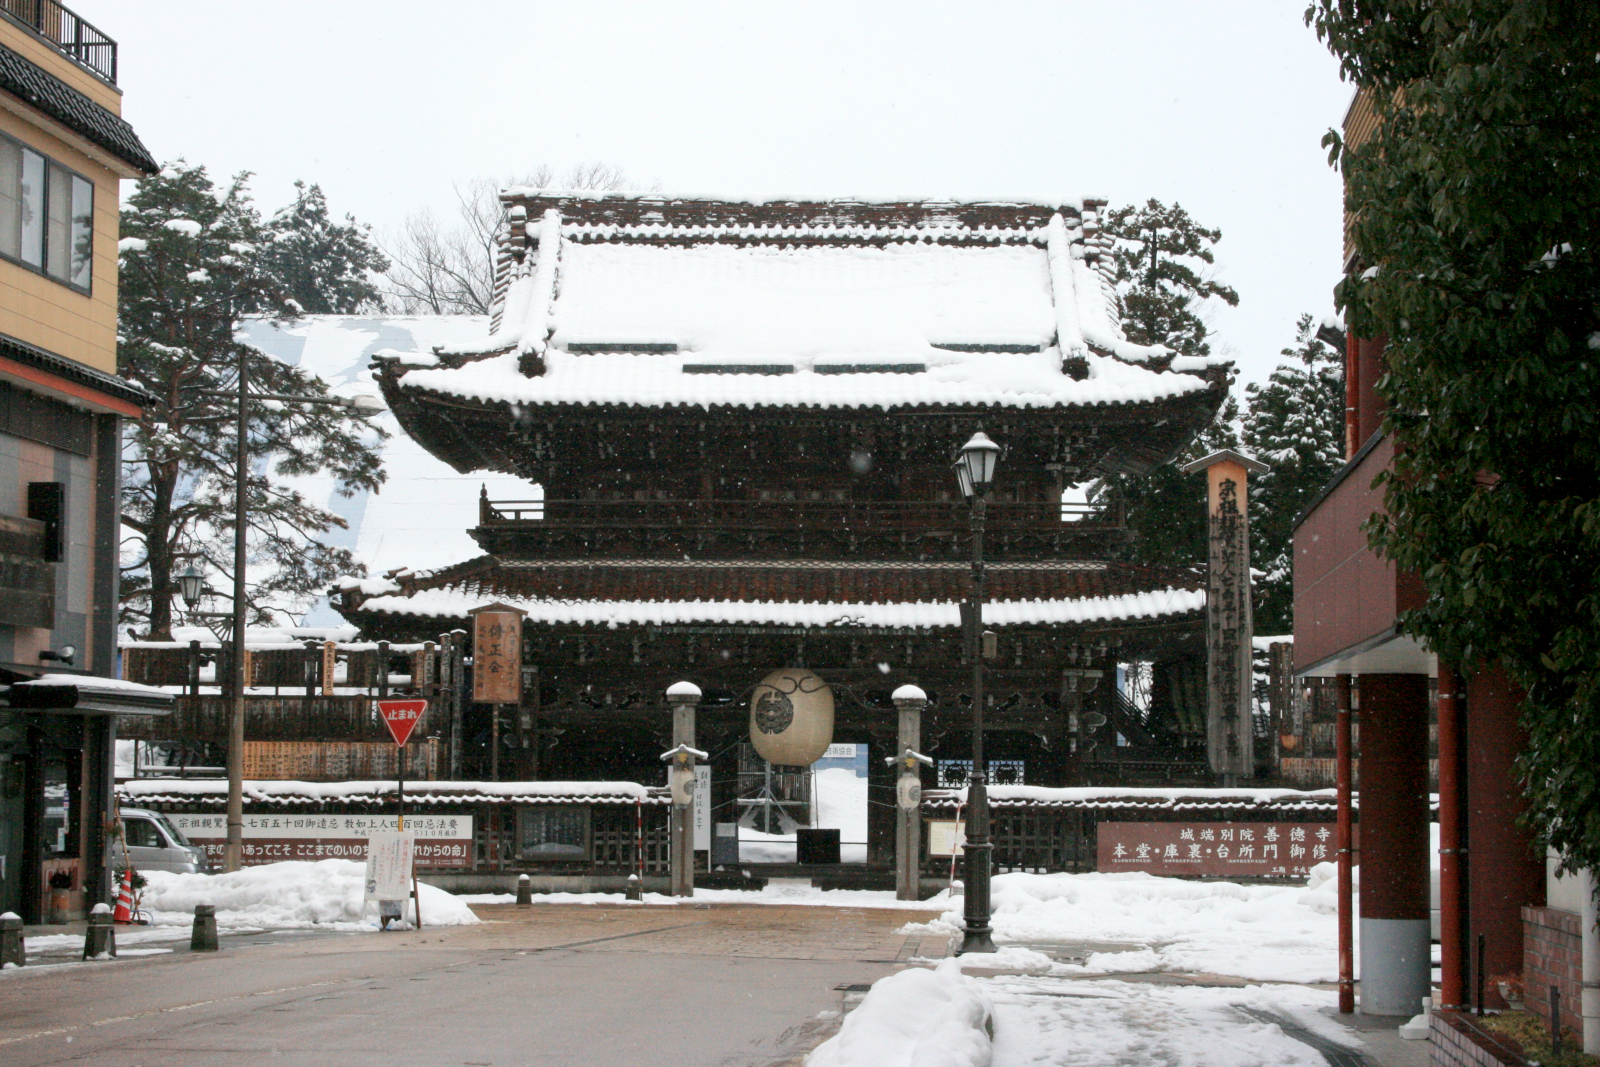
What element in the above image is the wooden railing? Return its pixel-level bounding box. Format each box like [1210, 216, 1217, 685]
[481, 496, 1118, 531]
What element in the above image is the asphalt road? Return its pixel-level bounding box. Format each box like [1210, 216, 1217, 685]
[0, 903, 940, 1066]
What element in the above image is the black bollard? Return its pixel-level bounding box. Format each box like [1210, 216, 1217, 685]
[83, 903, 116, 960]
[625, 873, 642, 902]
[190, 903, 219, 952]
[0, 911, 23, 968]
[1551, 987, 1561, 1057]
[516, 873, 531, 908]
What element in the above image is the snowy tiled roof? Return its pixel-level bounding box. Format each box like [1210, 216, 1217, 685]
[924, 786, 1341, 812]
[378, 195, 1229, 413]
[348, 587, 1205, 630]
[118, 778, 665, 807]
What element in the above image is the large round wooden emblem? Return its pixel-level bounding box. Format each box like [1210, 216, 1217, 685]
[749, 668, 834, 766]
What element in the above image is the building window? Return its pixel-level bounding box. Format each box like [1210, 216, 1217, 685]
[0, 133, 92, 293]
[515, 806, 590, 861]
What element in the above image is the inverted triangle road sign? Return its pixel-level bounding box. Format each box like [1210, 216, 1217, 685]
[377, 699, 427, 747]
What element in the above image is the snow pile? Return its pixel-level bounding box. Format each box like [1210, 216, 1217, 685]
[904, 870, 1339, 983]
[985, 978, 1349, 1067]
[807, 958, 995, 1067]
[140, 859, 479, 930]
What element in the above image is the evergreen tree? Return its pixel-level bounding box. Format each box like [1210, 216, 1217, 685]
[1309, 0, 1600, 874]
[118, 162, 387, 639]
[1094, 200, 1241, 573]
[262, 181, 388, 314]
[1243, 315, 1347, 634]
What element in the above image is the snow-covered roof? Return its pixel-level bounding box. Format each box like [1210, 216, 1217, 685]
[925, 786, 1341, 811]
[378, 196, 1229, 414]
[347, 588, 1203, 630]
[118, 778, 664, 807]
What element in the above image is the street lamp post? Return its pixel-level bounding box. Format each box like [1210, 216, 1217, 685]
[196, 381, 384, 872]
[954, 430, 1000, 955]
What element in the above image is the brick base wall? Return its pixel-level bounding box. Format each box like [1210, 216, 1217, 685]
[1522, 905, 1583, 1035]
[1429, 1011, 1529, 1067]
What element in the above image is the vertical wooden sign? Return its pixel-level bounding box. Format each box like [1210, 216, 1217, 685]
[1182, 449, 1269, 783]
[321, 641, 337, 696]
[471, 604, 526, 704]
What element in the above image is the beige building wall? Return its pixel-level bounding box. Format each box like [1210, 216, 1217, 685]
[0, 21, 128, 375]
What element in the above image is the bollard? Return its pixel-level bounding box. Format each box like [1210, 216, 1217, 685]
[516, 873, 531, 908]
[190, 903, 219, 952]
[83, 902, 116, 960]
[0, 911, 23, 968]
[625, 873, 641, 902]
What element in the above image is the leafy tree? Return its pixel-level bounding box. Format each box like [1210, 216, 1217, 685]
[1308, 0, 1600, 874]
[118, 162, 387, 639]
[385, 163, 633, 315]
[1095, 200, 1242, 573]
[1243, 315, 1347, 633]
[261, 180, 389, 314]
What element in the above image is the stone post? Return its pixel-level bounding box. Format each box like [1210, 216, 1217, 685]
[1, 911, 23, 967]
[82, 902, 115, 959]
[1180, 449, 1269, 785]
[663, 682, 703, 898]
[890, 685, 929, 901]
[191, 903, 219, 952]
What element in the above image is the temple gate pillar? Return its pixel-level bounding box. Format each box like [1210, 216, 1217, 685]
[1357, 673, 1431, 1016]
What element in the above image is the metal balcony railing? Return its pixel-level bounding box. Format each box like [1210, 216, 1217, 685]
[480, 496, 1118, 531]
[1, 0, 117, 84]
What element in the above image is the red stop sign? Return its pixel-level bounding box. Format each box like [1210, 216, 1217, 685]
[377, 699, 427, 747]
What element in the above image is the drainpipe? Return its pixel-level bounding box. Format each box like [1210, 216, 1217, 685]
[1582, 865, 1597, 1055]
[1437, 663, 1466, 1010]
[1336, 673, 1355, 1014]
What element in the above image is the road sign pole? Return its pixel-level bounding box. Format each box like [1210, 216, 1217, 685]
[398, 738, 405, 832]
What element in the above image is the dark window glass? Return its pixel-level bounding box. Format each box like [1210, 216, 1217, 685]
[0, 133, 92, 290]
[124, 818, 164, 849]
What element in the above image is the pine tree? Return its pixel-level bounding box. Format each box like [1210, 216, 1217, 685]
[261, 181, 388, 314]
[1095, 200, 1241, 573]
[118, 162, 387, 639]
[1309, 0, 1600, 874]
[1243, 315, 1346, 634]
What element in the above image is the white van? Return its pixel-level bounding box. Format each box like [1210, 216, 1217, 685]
[117, 807, 212, 875]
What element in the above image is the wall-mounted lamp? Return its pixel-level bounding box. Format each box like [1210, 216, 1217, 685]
[38, 644, 75, 666]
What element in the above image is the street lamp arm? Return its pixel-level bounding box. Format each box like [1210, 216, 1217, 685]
[197, 390, 386, 415]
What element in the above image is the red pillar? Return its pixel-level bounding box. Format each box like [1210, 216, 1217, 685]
[1358, 673, 1431, 1016]
[1437, 662, 1466, 1010]
[1355, 336, 1387, 446]
[1465, 663, 1544, 1007]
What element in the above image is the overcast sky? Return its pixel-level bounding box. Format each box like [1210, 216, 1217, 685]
[88, 0, 1352, 388]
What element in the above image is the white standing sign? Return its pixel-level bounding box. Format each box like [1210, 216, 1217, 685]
[692, 765, 711, 851]
[364, 831, 416, 901]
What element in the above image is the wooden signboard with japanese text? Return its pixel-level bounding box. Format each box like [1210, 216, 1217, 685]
[1097, 821, 1339, 880]
[472, 608, 524, 704]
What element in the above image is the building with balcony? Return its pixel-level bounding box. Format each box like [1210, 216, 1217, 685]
[0, 1, 165, 921]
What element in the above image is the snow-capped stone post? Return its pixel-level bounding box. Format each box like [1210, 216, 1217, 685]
[663, 682, 704, 898]
[1180, 449, 1269, 786]
[890, 685, 931, 901]
[82, 903, 115, 960]
[0, 911, 21, 967]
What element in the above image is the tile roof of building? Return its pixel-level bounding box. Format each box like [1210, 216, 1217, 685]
[0, 42, 156, 174]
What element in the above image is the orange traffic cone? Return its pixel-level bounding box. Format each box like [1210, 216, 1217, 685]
[112, 868, 135, 924]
